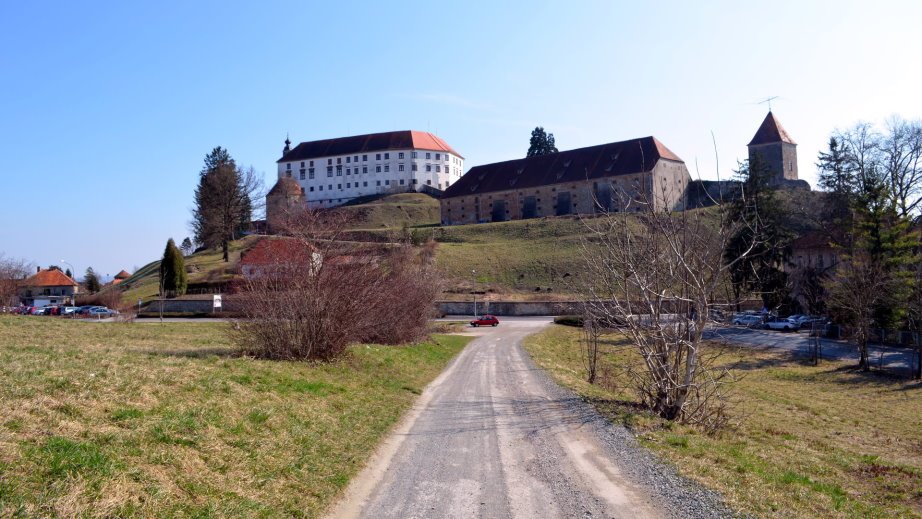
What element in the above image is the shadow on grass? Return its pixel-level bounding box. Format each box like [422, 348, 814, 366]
[141, 347, 239, 359]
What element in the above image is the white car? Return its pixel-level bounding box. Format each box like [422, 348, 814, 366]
[732, 314, 763, 326]
[88, 307, 119, 317]
[764, 317, 799, 331]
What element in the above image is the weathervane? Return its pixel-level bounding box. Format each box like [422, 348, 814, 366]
[758, 96, 779, 112]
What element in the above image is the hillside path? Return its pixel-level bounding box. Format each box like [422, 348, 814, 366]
[328, 317, 726, 519]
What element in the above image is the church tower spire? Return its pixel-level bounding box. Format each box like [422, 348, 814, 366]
[283, 134, 291, 156]
[748, 111, 798, 184]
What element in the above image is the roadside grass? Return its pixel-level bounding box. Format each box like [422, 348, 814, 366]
[0, 315, 470, 517]
[524, 325, 922, 518]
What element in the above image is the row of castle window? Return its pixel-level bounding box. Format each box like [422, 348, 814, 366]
[307, 178, 439, 192]
[290, 163, 450, 180]
[285, 151, 454, 171]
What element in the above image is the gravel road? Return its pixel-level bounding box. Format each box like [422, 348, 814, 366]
[329, 317, 730, 519]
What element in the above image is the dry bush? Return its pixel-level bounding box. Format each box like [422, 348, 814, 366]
[0, 253, 32, 307]
[578, 174, 753, 431]
[232, 208, 440, 361]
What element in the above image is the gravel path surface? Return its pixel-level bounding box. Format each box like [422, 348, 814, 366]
[329, 318, 732, 519]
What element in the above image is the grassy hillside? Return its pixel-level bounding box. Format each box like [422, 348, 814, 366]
[117, 235, 262, 304]
[433, 217, 599, 299]
[0, 316, 470, 517]
[336, 192, 440, 230]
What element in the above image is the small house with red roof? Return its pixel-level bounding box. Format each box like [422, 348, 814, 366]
[239, 238, 322, 279]
[112, 270, 132, 285]
[18, 268, 79, 306]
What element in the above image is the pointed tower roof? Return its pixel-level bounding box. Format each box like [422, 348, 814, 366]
[748, 111, 796, 146]
[114, 270, 131, 280]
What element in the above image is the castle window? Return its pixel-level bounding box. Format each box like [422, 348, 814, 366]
[384, 164, 390, 172]
[327, 166, 333, 177]
[426, 165, 432, 172]
[412, 151, 418, 159]
[337, 158, 342, 164]
[336, 165, 343, 176]
[310, 160, 314, 167]
[363, 166, 368, 174]
[309, 186, 314, 192]
[426, 152, 431, 159]
[363, 181, 368, 187]
[385, 179, 390, 186]
[286, 163, 291, 170]
[328, 185, 333, 190]
[376, 165, 382, 173]
[319, 186, 323, 191]
[346, 168, 351, 175]
[338, 184, 342, 189]
[309, 168, 315, 179]
[362, 154, 368, 161]
[400, 179, 405, 185]
[384, 153, 390, 160]
[399, 152, 405, 159]
[376, 153, 381, 160]
[399, 164, 405, 172]
[300, 161, 305, 167]
[436, 165, 441, 172]
[328, 159, 332, 165]
[346, 156, 351, 163]
[347, 182, 351, 188]
[376, 180, 381, 186]
[299, 169, 305, 180]
[412, 164, 418, 171]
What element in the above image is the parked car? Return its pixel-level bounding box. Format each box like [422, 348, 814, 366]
[765, 317, 800, 331]
[60, 306, 79, 315]
[30, 306, 48, 315]
[88, 307, 119, 318]
[470, 315, 499, 327]
[732, 314, 763, 326]
[77, 306, 100, 315]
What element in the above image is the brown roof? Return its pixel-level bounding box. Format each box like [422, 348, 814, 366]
[22, 269, 78, 287]
[279, 130, 462, 163]
[748, 112, 796, 146]
[114, 270, 131, 280]
[267, 176, 304, 197]
[442, 136, 682, 199]
[240, 238, 317, 267]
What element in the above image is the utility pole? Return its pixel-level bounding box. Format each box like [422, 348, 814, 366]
[471, 269, 477, 318]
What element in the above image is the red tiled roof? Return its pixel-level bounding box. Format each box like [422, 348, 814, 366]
[442, 136, 682, 199]
[114, 270, 131, 279]
[22, 269, 78, 287]
[240, 238, 317, 267]
[279, 130, 462, 163]
[748, 112, 796, 146]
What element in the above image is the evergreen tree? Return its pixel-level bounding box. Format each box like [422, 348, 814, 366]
[724, 157, 795, 311]
[816, 136, 856, 224]
[84, 267, 101, 294]
[159, 238, 188, 297]
[180, 237, 194, 257]
[65, 268, 72, 278]
[526, 127, 559, 157]
[191, 147, 256, 262]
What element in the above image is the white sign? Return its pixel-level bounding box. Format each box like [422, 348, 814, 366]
[213, 294, 222, 310]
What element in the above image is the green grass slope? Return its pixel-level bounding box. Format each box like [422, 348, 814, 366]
[337, 193, 440, 230]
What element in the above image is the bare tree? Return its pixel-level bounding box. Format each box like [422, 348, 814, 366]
[232, 208, 440, 361]
[577, 173, 752, 429]
[881, 117, 922, 218]
[0, 253, 33, 307]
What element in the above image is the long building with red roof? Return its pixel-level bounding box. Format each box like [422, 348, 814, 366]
[272, 130, 464, 211]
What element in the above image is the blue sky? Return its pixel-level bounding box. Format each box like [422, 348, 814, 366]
[2, 1, 921, 277]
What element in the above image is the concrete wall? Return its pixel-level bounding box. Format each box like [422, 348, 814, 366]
[437, 300, 583, 316]
[440, 159, 690, 225]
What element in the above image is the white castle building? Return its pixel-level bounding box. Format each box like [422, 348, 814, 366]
[275, 130, 464, 208]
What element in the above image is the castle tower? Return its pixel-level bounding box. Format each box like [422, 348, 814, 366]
[265, 177, 305, 234]
[283, 135, 291, 156]
[748, 112, 798, 184]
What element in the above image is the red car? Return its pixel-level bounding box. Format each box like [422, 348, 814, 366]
[470, 315, 499, 327]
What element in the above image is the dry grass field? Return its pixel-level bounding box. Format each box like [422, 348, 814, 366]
[524, 325, 922, 518]
[0, 316, 470, 517]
